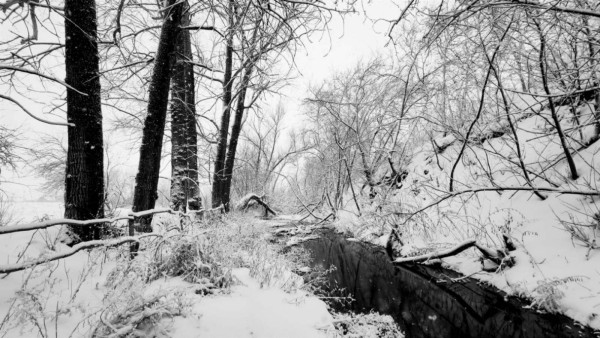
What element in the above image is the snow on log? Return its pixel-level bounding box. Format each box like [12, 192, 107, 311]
[235, 194, 277, 216]
[0, 234, 160, 274]
[393, 239, 477, 264]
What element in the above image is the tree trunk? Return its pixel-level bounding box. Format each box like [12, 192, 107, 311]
[132, 0, 183, 231]
[222, 67, 253, 211]
[170, 17, 188, 213]
[184, 23, 202, 211]
[64, 0, 105, 243]
[170, 9, 201, 212]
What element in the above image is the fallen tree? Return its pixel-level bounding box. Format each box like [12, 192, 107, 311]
[235, 194, 277, 216]
[392, 236, 515, 271]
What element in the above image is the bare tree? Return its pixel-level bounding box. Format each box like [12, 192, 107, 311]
[208, 0, 344, 210]
[131, 0, 183, 231]
[232, 103, 312, 200]
[304, 58, 414, 202]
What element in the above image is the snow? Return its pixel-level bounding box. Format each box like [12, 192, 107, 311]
[0, 202, 338, 337]
[336, 97, 600, 329]
[168, 268, 333, 338]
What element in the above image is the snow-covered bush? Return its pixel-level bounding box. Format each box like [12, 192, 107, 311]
[148, 234, 232, 287]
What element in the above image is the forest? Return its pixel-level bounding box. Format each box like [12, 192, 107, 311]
[1, 0, 600, 337]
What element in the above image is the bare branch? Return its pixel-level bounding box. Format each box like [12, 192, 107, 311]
[0, 65, 87, 95]
[0, 94, 74, 127]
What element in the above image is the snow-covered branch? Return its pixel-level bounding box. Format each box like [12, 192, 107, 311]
[0, 234, 160, 274]
[393, 239, 477, 264]
[0, 216, 132, 235]
[1, 208, 178, 235]
[128, 207, 174, 218]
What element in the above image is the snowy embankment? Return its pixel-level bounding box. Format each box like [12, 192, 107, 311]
[0, 203, 337, 337]
[341, 98, 600, 329]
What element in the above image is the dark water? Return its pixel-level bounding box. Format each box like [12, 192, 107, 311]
[302, 230, 599, 338]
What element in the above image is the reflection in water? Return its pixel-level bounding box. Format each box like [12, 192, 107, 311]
[303, 231, 598, 338]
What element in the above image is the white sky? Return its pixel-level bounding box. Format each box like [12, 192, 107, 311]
[0, 1, 400, 200]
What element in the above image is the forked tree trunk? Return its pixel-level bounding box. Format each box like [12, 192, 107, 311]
[64, 0, 105, 243]
[132, 0, 183, 231]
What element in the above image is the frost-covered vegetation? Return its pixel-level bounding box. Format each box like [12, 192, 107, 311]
[292, 3, 600, 330]
[0, 205, 352, 337]
[2, 0, 600, 335]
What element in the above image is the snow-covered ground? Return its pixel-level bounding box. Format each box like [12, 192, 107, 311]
[0, 202, 402, 337]
[168, 268, 333, 337]
[0, 203, 337, 337]
[337, 98, 600, 330]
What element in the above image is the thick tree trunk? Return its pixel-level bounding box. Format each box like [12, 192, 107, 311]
[64, 0, 105, 243]
[222, 67, 252, 211]
[170, 20, 188, 213]
[132, 0, 183, 231]
[170, 9, 201, 212]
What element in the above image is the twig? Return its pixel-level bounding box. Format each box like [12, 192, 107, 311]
[0, 65, 87, 95]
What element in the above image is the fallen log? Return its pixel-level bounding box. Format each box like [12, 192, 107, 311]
[393, 239, 477, 264]
[235, 193, 277, 216]
[392, 237, 515, 271]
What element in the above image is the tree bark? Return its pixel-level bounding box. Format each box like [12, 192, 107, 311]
[170, 17, 188, 212]
[184, 23, 202, 211]
[170, 9, 201, 213]
[132, 0, 183, 231]
[64, 0, 105, 243]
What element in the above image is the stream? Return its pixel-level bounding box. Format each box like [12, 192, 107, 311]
[302, 230, 599, 338]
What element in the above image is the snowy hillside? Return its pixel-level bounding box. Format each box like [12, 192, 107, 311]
[365, 97, 600, 329]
